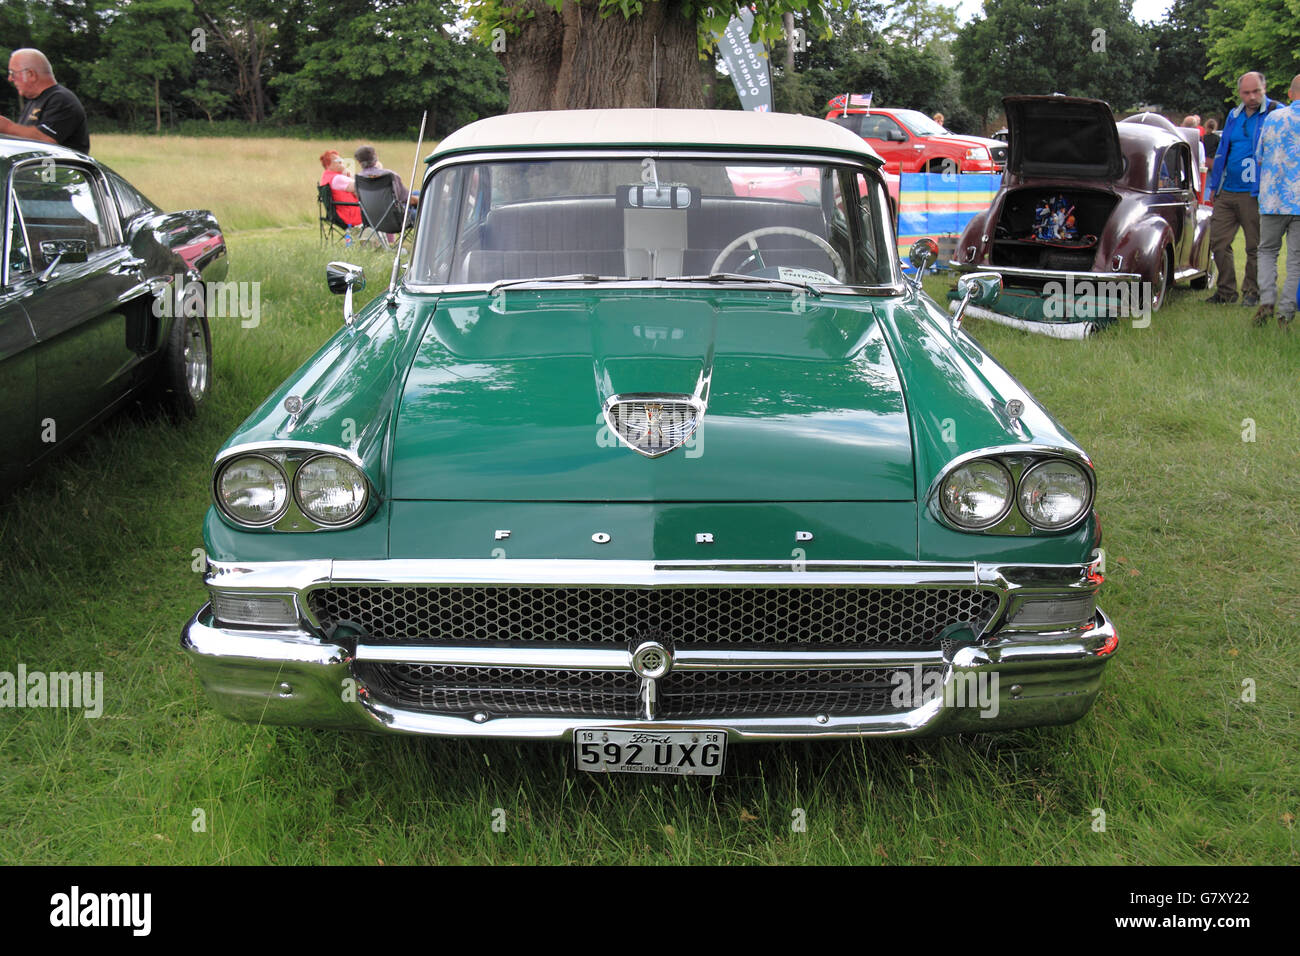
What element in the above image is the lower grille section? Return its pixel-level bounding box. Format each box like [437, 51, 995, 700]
[355, 661, 943, 719]
[311, 585, 1000, 649]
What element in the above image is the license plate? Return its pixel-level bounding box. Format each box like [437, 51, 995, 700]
[574, 729, 727, 776]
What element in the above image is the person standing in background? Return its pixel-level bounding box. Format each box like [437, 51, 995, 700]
[1252, 74, 1300, 327]
[0, 48, 90, 153]
[1205, 72, 1281, 306]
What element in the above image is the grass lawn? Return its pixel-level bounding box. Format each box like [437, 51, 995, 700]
[0, 137, 1296, 864]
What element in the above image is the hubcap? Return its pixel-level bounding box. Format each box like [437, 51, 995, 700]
[183, 315, 209, 401]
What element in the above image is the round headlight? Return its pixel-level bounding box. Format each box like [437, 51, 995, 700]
[294, 456, 368, 526]
[1018, 459, 1091, 530]
[939, 459, 1013, 529]
[216, 456, 288, 526]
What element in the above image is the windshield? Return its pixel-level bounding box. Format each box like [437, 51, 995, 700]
[410, 155, 895, 288]
[893, 110, 947, 136]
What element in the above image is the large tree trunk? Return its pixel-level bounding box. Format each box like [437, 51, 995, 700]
[500, 0, 704, 111]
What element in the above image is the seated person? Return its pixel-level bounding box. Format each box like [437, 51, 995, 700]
[319, 150, 361, 227]
[355, 145, 418, 207]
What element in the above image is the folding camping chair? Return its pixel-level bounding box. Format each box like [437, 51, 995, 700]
[354, 170, 416, 251]
[317, 183, 365, 245]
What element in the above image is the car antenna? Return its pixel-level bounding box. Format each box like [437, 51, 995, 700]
[388, 109, 428, 306]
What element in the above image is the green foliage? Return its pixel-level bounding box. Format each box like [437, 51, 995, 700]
[467, 0, 846, 55]
[953, 0, 1153, 122]
[1, 0, 506, 134]
[86, 0, 195, 128]
[792, 1, 969, 125]
[1142, 0, 1226, 117]
[1206, 0, 1300, 106]
[269, 0, 506, 137]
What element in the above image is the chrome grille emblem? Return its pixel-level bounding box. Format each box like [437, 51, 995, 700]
[603, 393, 703, 458]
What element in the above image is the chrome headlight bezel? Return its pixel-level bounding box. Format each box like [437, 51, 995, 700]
[214, 454, 290, 528]
[928, 446, 1095, 536]
[1017, 458, 1092, 531]
[293, 454, 370, 527]
[211, 443, 377, 532]
[937, 458, 1014, 530]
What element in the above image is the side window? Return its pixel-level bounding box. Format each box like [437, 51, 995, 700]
[1159, 146, 1188, 190]
[7, 201, 33, 277]
[861, 115, 905, 142]
[829, 115, 862, 136]
[11, 163, 115, 271]
[105, 169, 159, 226]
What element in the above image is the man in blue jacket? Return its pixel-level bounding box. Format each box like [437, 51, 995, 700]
[1205, 72, 1282, 305]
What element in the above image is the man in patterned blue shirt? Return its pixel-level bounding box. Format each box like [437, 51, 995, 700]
[1253, 74, 1300, 327]
[1205, 72, 1282, 306]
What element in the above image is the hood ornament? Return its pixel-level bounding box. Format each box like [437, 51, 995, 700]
[602, 393, 704, 458]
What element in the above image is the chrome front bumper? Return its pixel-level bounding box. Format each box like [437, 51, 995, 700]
[181, 559, 1118, 740]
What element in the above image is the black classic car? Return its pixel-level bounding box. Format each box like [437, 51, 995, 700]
[953, 96, 1211, 336]
[1, 138, 226, 492]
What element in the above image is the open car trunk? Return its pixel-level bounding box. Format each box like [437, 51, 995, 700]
[989, 187, 1119, 272]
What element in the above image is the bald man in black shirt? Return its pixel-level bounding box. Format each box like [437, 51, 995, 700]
[1, 48, 91, 154]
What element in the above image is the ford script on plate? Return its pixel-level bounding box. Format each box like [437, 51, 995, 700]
[575, 729, 727, 776]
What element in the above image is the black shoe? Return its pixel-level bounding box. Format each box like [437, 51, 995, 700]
[1251, 304, 1273, 326]
[1241, 293, 1260, 307]
[1205, 291, 1238, 304]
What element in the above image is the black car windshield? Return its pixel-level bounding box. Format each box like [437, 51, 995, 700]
[410, 156, 895, 288]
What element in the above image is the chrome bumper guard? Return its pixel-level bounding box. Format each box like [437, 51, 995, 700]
[182, 559, 1118, 740]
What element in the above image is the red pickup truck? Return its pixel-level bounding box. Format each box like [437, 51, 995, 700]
[825, 101, 1008, 176]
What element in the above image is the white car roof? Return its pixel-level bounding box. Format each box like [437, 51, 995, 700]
[432, 109, 883, 164]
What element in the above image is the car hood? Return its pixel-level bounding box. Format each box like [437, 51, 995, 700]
[390, 290, 915, 502]
[1003, 95, 1123, 180]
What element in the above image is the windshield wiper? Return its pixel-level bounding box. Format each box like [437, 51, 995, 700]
[664, 273, 824, 297]
[487, 274, 635, 294]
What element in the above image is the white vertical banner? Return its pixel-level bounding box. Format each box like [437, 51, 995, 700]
[715, 6, 772, 112]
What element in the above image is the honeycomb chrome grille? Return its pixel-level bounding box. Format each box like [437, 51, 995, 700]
[355, 662, 941, 719]
[309, 585, 1000, 648]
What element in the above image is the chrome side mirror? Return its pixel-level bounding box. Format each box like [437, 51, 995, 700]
[326, 261, 366, 325]
[951, 271, 1001, 333]
[905, 237, 939, 288]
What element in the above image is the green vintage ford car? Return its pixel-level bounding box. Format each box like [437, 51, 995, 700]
[184, 110, 1117, 776]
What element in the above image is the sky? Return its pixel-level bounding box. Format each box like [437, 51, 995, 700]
[948, 0, 1176, 24]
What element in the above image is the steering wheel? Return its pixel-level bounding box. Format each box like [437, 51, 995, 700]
[709, 226, 847, 283]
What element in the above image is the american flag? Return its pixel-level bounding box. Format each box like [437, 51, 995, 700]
[828, 92, 873, 115]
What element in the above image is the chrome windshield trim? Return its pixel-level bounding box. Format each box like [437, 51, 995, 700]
[409, 147, 899, 291]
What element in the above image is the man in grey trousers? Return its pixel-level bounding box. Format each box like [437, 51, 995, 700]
[1253, 74, 1300, 327]
[1205, 72, 1281, 306]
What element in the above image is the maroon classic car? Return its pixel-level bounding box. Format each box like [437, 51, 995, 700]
[953, 96, 1211, 330]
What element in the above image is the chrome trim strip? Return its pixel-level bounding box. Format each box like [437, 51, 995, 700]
[352, 643, 945, 670]
[949, 263, 1143, 283]
[323, 558, 986, 588]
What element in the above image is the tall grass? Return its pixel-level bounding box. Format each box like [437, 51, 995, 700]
[0, 142, 1296, 864]
[91, 134, 437, 232]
